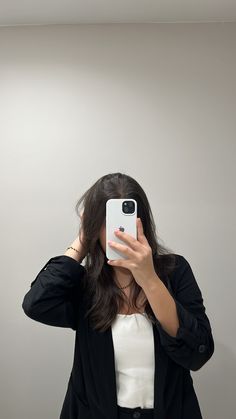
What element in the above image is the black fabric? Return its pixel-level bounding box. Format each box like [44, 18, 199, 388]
[117, 405, 154, 418]
[22, 253, 214, 419]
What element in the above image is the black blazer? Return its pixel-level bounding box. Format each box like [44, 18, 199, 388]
[22, 254, 214, 419]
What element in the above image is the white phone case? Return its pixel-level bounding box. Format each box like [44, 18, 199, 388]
[106, 198, 137, 260]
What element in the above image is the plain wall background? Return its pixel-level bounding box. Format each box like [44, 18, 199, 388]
[0, 22, 235, 419]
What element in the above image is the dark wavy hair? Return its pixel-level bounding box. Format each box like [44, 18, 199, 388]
[75, 172, 177, 332]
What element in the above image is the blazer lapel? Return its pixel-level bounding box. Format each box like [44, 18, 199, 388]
[86, 321, 118, 418]
[152, 323, 168, 418]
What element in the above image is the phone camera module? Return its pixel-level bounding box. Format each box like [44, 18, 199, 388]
[122, 200, 135, 214]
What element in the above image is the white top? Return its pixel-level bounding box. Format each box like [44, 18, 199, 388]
[111, 312, 155, 408]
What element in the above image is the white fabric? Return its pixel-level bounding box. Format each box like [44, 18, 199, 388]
[111, 312, 155, 408]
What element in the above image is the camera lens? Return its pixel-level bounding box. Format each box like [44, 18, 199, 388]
[122, 200, 135, 214]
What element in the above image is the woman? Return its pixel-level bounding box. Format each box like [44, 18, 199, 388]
[22, 172, 214, 419]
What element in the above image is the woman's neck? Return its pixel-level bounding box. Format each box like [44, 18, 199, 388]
[113, 266, 134, 288]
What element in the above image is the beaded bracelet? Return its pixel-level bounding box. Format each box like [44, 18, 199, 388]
[67, 246, 80, 253]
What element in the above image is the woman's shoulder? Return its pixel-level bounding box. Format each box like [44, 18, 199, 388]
[167, 253, 193, 278]
[172, 253, 190, 270]
[167, 253, 199, 295]
[157, 252, 188, 279]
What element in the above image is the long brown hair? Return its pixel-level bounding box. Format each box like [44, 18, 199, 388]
[75, 172, 177, 332]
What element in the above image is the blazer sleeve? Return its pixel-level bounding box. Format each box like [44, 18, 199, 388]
[22, 255, 86, 330]
[155, 255, 215, 371]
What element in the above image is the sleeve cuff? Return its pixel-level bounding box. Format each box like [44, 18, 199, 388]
[155, 298, 199, 350]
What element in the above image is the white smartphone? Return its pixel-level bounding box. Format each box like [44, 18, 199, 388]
[106, 198, 137, 260]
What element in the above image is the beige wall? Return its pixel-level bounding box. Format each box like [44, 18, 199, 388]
[0, 22, 235, 419]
